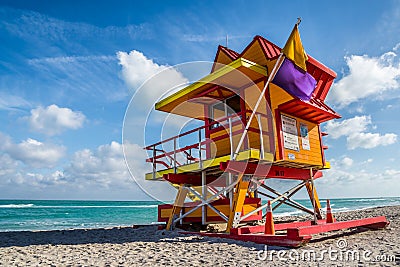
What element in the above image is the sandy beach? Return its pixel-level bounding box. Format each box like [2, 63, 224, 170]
[1, 205, 399, 266]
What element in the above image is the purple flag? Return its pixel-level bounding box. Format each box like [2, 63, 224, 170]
[272, 58, 317, 101]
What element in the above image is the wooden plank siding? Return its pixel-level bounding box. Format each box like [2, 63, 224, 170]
[210, 123, 244, 158]
[269, 84, 323, 166]
[241, 40, 270, 66]
[213, 51, 236, 72]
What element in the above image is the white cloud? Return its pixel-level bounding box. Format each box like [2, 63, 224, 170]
[0, 132, 65, 168]
[3, 8, 151, 45]
[24, 170, 68, 187]
[2, 8, 144, 103]
[26, 104, 85, 136]
[329, 51, 400, 107]
[347, 132, 397, 150]
[117, 50, 188, 105]
[28, 55, 115, 65]
[117, 50, 192, 142]
[325, 115, 397, 150]
[325, 116, 371, 139]
[384, 169, 400, 176]
[27, 54, 128, 102]
[181, 34, 250, 42]
[0, 139, 151, 199]
[65, 141, 141, 188]
[0, 92, 31, 110]
[318, 159, 400, 197]
[0, 153, 19, 177]
[341, 157, 353, 167]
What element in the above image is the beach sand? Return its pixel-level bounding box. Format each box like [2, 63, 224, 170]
[1, 205, 399, 266]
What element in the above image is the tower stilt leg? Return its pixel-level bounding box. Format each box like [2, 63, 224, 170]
[166, 185, 189, 230]
[305, 180, 322, 220]
[226, 173, 248, 233]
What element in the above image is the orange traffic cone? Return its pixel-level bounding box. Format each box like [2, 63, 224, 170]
[264, 200, 275, 235]
[326, 199, 335, 223]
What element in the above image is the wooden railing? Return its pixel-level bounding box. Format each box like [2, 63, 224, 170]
[145, 110, 272, 179]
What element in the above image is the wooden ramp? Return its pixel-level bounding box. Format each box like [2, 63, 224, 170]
[181, 216, 389, 248]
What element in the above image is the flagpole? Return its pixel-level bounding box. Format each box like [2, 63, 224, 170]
[232, 53, 285, 160]
[296, 17, 301, 26]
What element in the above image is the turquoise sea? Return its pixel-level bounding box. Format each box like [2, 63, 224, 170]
[0, 197, 399, 232]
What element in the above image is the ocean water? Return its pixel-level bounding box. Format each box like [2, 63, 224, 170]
[0, 197, 399, 232]
[0, 200, 160, 232]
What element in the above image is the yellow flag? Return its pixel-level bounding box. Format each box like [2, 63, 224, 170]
[282, 25, 308, 71]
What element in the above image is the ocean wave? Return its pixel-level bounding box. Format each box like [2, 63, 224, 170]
[274, 210, 304, 217]
[331, 207, 350, 212]
[52, 205, 159, 208]
[352, 198, 387, 202]
[0, 204, 34, 208]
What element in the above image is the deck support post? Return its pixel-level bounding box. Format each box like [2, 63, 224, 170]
[306, 169, 322, 220]
[166, 185, 188, 230]
[201, 171, 207, 225]
[228, 173, 233, 209]
[226, 173, 248, 232]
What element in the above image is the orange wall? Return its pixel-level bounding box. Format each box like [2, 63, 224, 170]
[269, 84, 323, 166]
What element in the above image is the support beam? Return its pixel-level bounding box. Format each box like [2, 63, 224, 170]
[228, 173, 233, 209]
[172, 178, 240, 224]
[226, 173, 248, 232]
[166, 185, 188, 230]
[257, 191, 315, 216]
[305, 180, 322, 220]
[163, 173, 220, 186]
[201, 171, 207, 225]
[220, 161, 323, 180]
[187, 187, 228, 222]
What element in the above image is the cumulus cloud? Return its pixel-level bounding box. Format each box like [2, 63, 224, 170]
[329, 50, 400, 108]
[0, 153, 19, 177]
[346, 132, 397, 150]
[0, 132, 65, 168]
[384, 169, 400, 176]
[117, 50, 188, 106]
[0, 139, 150, 199]
[325, 115, 397, 150]
[0, 137, 148, 195]
[26, 104, 85, 136]
[325, 116, 371, 139]
[65, 141, 145, 188]
[341, 157, 353, 168]
[23, 170, 68, 187]
[319, 158, 400, 197]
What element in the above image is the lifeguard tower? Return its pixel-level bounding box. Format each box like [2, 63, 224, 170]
[144, 26, 388, 247]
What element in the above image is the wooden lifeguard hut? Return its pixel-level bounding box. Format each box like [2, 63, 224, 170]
[144, 23, 388, 247]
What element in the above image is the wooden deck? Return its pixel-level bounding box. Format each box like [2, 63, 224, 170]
[145, 148, 329, 181]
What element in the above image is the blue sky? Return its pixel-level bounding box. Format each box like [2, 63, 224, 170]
[0, 0, 399, 200]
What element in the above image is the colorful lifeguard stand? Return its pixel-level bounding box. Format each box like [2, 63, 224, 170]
[144, 35, 388, 247]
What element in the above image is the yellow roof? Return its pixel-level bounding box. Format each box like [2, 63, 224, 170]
[155, 58, 267, 118]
